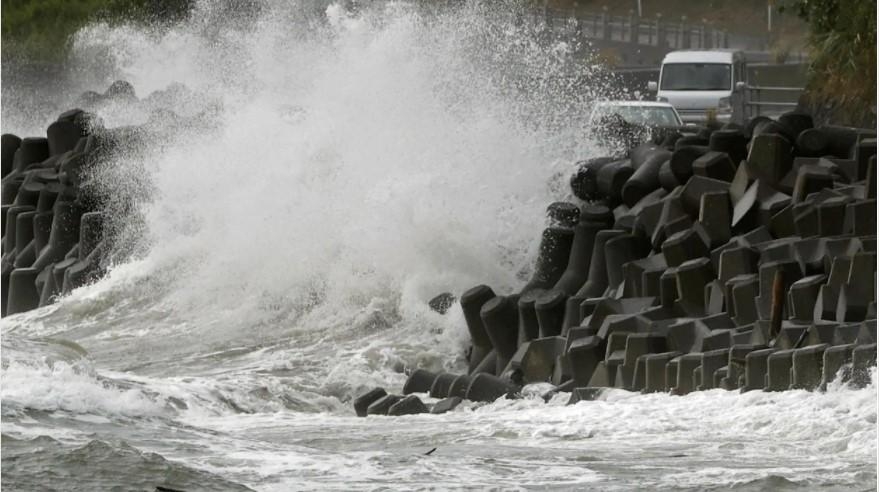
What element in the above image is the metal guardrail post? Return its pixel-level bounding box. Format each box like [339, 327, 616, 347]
[602, 8, 610, 40]
[680, 16, 689, 49]
[629, 12, 638, 43]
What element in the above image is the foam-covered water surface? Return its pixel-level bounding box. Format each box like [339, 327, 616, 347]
[1, 1, 876, 490]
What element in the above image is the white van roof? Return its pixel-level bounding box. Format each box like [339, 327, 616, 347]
[662, 50, 740, 64]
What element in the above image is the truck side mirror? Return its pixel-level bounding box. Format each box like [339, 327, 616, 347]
[735, 81, 746, 91]
[647, 81, 658, 92]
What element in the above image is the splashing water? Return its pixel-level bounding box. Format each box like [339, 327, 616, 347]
[2, 2, 875, 490]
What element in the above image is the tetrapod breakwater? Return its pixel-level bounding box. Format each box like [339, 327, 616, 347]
[355, 112, 878, 417]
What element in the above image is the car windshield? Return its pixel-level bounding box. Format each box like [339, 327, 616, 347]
[592, 105, 681, 127]
[660, 63, 731, 91]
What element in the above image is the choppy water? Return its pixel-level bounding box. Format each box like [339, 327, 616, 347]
[2, 1, 876, 490]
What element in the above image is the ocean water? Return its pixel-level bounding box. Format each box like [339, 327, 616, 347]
[1, 1, 876, 490]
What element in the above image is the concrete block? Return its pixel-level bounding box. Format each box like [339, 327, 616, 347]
[670, 145, 710, 184]
[429, 373, 458, 399]
[431, 396, 463, 414]
[354, 388, 387, 417]
[766, 349, 795, 391]
[822, 344, 855, 385]
[844, 199, 876, 236]
[480, 295, 520, 373]
[791, 344, 828, 390]
[743, 348, 775, 391]
[747, 133, 794, 185]
[507, 336, 566, 384]
[517, 289, 543, 345]
[756, 260, 802, 321]
[535, 289, 567, 338]
[775, 324, 808, 349]
[709, 129, 748, 165]
[724, 344, 765, 390]
[702, 329, 734, 351]
[571, 157, 617, 201]
[718, 246, 759, 284]
[367, 394, 404, 416]
[833, 323, 862, 346]
[576, 229, 625, 299]
[796, 128, 831, 157]
[704, 280, 724, 315]
[596, 159, 634, 206]
[675, 257, 715, 316]
[770, 204, 797, 238]
[816, 196, 851, 236]
[867, 155, 876, 199]
[553, 218, 608, 295]
[662, 228, 709, 268]
[403, 369, 438, 395]
[793, 203, 818, 237]
[448, 375, 472, 399]
[521, 227, 574, 294]
[660, 267, 679, 310]
[388, 395, 428, 416]
[698, 191, 732, 247]
[851, 343, 877, 388]
[670, 353, 701, 395]
[624, 150, 672, 207]
[640, 259, 667, 298]
[666, 320, 711, 354]
[465, 373, 518, 402]
[698, 348, 729, 390]
[681, 175, 730, 216]
[855, 138, 876, 180]
[856, 320, 877, 345]
[732, 180, 759, 230]
[567, 336, 604, 387]
[622, 254, 666, 299]
[727, 274, 760, 325]
[586, 361, 615, 387]
[693, 151, 737, 182]
[642, 351, 682, 393]
[792, 165, 835, 203]
[604, 234, 650, 291]
[547, 202, 580, 228]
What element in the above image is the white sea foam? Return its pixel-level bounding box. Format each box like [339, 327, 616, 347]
[1, 1, 875, 490]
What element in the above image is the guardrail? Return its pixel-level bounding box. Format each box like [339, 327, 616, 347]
[534, 7, 769, 51]
[732, 85, 804, 124]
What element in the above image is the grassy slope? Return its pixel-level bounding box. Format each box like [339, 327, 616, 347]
[1, 0, 189, 61]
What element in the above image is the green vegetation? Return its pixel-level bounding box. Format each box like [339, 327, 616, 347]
[1, 0, 190, 61]
[780, 0, 876, 125]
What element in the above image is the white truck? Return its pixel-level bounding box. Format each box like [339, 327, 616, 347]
[647, 50, 747, 124]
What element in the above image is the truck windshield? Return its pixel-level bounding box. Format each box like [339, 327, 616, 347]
[660, 63, 731, 91]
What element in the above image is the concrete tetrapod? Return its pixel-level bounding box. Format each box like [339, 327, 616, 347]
[353, 388, 387, 417]
[480, 295, 521, 374]
[465, 373, 519, 402]
[520, 227, 574, 295]
[460, 284, 497, 371]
